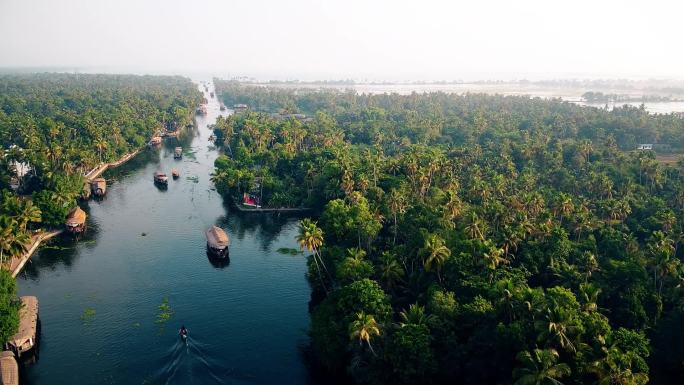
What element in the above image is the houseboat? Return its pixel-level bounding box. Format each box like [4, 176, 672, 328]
[174, 147, 182, 159]
[6, 296, 38, 358]
[0, 351, 18, 385]
[149, 136, 162, 146]
[172, 169, 180, 179]
[219, 105, 226, 111]
[154, 171, 168, 185]
[196, 105, 207, 115]
[205, 225, 230, 258]
[90, 177, 106, 197]
[65, 207, 86, 234]
[210, 92, 214, 98]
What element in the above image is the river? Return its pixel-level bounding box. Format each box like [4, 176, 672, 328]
[16, 80, 315, 385]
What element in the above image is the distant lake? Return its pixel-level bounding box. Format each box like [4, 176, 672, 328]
[263, 83, 684, 114]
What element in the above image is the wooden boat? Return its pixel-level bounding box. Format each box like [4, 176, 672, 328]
[149, 136, 162, 146]
[154, 171, 168, 185]
[174, 147, 182, 159]
[65, 207, 86, 234]
[80, 183, 91, 200]
[90, 177, 106, 196]
[6, 296, 38, 358]
[172, 169, 180, 179]
[219, 105, 226, 111]
[0, 351, 18, 385]
[205, 225, 230, 258]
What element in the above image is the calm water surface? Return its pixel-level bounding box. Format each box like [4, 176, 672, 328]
[17, 81, 314, 385]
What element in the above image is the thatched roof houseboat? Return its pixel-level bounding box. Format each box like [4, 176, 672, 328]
[90, 177, 106, 196]
[174, 147, 182, 159]
[149, 136, 162, 146]
[6, 296, 38, 358]
[0, 351, 18, 385]
[154, 171, 168, 185]
[172, 169, 180, 179]
[206, 226, 230, 258]
[65, 207, 86, 233]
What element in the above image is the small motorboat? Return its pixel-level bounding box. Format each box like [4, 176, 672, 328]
[172, 169, 180, 179]
[154, 171, 168, 185]
[174, 147, 182, 159]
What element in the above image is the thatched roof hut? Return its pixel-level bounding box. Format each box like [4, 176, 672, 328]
[0, 351, 18, 385]
[91, 177, 106, 196]
[206, 226, 230, 249]
[7, 296, 38, 357]
[66, 207, 86, 227]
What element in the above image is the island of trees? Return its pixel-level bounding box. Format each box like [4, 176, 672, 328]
[213, 79, 684, 385]
[0, 73, 201, 343]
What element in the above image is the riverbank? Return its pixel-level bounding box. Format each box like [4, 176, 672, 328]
[8, 229, 63, 278]
[234, 204, 311, 213]
[84, 149, 143, 181]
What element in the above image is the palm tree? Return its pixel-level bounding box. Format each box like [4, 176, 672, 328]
[579, 283, 601, 312]
[0, 225, 14, 265]
[296, 218, 329, 292]
[399, 303, 433, 327]
[349, 311, 381, 356]
[513, 348, 570, 385]
[378, 252, 404, 291]
[589, 346, 649, 385]
[16, 200, 41, 231]
[465, 212, 486, 241]
[421, 234, 451, 283]
[387, 189, 407, 245]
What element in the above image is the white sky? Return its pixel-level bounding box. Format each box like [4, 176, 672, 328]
[1, 0, 682, 81]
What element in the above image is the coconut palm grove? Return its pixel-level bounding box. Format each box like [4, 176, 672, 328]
[212, 80, 684, 385]
[2, 73, 684, 384]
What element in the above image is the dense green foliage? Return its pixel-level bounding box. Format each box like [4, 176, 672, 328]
[0, 270, 19, 344]
[214, 81, 684, 384]
[0, 72, 200, 342]
[0, 73, 200, 233]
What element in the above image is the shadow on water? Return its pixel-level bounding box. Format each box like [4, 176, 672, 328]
[20, 218, 102, 281]
[206, 252, 230, 269]
[144, 336, 253, 385]
[215, 206, 303, 253]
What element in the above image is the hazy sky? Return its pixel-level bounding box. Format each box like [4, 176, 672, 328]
[1, 0, 682, 80]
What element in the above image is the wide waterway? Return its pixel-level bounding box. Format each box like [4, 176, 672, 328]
[16, 80, 315, 385]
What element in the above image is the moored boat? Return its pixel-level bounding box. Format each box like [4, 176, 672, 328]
[0, 351, 18, 385]
[205, 225, 230, 258]
[172, 169, 180, 179]
[90, 177, 107, 197]
[6, 296, 39, 358]
[174, 147, 182, 159]
[65, 206, 86, 234]
[154, 171, 168, 185]
[149, 136, 162, 146]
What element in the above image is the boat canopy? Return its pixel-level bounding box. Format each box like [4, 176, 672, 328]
[0, 351, 17, 385]
[8, 296, 38, 351]
[206, 226, 230, 249]
[65, 207, 86, 226]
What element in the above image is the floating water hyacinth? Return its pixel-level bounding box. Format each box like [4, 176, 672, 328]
[277, 248, 301, 255]
[81, 308, 96, 324]
[155, 298, 174, 324]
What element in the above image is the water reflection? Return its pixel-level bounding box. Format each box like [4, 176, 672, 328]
[205, 252, 230, 269]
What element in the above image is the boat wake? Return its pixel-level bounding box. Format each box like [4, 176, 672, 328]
[147, 337, 248, 385]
